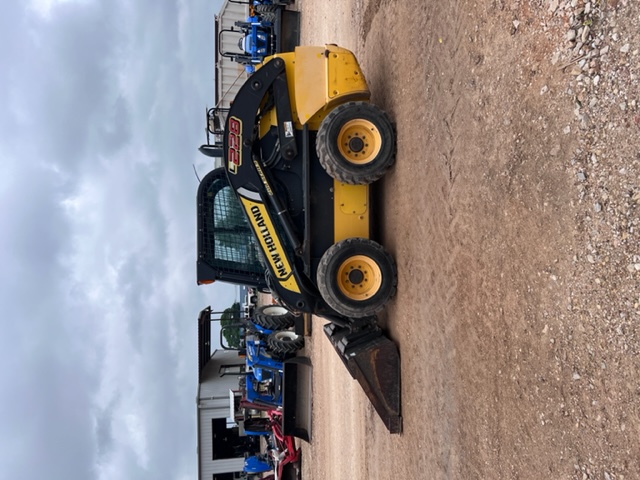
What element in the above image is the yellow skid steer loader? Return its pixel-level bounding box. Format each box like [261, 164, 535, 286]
[197, 45, 401, 433]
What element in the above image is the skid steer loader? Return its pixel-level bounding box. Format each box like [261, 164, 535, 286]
[197, 45, 401, 433]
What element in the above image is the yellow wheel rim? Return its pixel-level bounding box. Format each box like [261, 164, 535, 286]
[337, 119, 382, 165]
[336, 255, 383, 301]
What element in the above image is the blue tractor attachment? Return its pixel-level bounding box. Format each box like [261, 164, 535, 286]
[217, 1, 300, 73]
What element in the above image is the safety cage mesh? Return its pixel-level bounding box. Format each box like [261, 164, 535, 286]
[199, 173, 264, 277]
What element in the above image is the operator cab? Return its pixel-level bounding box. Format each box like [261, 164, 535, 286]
[197, 168, 269, 290]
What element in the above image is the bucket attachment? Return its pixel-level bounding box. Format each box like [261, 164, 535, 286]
[282, 356, 313, 442]
[275, 9, 300, 53]
[324, 322, 402, 433]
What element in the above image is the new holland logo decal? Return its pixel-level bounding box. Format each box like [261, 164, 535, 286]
[238, 196, 301, 294]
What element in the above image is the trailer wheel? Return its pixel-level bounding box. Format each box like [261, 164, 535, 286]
[253, 305, 295, 330]
[317, 102, 396, 185]
[267, 330, 304, 356]
[317, 238, 397, 318]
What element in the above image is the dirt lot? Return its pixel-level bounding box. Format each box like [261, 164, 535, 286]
[295, 0, 640, 479]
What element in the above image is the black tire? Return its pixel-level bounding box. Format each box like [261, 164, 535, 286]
[317, 102, 396, 185]
[317, 238, 397, 318]
[267, 330, 304, 356]
[255, 4, 277, 22]
[255, 4, 278, 12]
[252, 305, 295, 330]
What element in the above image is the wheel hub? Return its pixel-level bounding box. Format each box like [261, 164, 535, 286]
[337, 119, 382, 165]
[337, 255, 383, 301]
[348, 136, 365, 153]
[348, 269, 365, 284]
[276, 332, 294, 342]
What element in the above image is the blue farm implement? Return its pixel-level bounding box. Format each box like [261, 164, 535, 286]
[243, 409, 301, 480]
[202, 305, 312, 441]
[217, 2, 299, 73]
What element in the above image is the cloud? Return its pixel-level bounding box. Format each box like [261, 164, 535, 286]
[0, 0, 228, 478]
[94, 394, 118, 458]
[28, 0, 93, 20]
[1, 1, 133, 181]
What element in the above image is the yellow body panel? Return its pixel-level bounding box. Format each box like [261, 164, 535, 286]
[259, 107, 278, 139]
[261, 46, 370, 132]
[333, 181, 369, 242]
[293, 45, 370, 129]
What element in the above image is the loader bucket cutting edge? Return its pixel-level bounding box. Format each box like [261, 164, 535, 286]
[324, 323, 402, 433]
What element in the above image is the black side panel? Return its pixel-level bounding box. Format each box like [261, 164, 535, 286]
[307, 130, 336, 280]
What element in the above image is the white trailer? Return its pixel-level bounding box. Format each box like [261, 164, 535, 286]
[214, 1, 251, 110]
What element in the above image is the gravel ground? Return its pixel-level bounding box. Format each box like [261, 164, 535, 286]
[293, 1, 639, 479]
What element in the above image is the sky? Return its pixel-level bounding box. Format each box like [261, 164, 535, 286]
[0, 0, 236, 478]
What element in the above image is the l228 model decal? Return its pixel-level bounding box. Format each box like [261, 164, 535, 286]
[227, 116, 242, 174]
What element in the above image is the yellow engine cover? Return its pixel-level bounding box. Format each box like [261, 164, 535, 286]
[293, 45, 371, 129]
